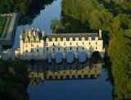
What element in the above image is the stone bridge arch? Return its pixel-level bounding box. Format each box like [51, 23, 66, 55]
[90, 51, 103, 64]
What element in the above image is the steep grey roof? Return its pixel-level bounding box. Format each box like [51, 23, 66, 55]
[21, 28, 102, 42]
[46, 33, 99, 41]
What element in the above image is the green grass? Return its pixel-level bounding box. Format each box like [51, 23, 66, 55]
[2, 16, 11, 38]
[0, 16, 7, 37]
[0, 16, 12, 38]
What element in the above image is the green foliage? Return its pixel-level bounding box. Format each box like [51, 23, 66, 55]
[0, 0, 54, 15]
[0, 0, 30, 15]
[0, 60, 29, 100]
[0, 16, 6, 36]
[52, 0, 131, 99]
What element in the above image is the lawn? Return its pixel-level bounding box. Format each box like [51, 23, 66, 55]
[0, 16, 7, 37]
[2, 16, 12, 38]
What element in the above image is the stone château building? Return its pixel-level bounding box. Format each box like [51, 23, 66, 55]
[15, 28, 105, 60]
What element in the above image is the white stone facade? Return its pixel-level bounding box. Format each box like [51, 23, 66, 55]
[15, 28, 105, 60]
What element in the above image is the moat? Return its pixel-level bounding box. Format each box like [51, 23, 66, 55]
[15, 0, 112, 100]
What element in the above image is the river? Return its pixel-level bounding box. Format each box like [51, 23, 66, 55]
[15, 0, 112, 100]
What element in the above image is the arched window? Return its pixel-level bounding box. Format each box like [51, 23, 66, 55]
[25, 50, 28, 53]
[37, 49, 39, 52]
[76, 42, 78, 46]
[64, 42, 66, 46]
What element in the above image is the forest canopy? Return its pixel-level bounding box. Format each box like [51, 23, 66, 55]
[0, 0, 54, 15]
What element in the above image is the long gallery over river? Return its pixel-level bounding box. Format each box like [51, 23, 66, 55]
[14, 28, 105, 82]
[15, 28, 105, 62]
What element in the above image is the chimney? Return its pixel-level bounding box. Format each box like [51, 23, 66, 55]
[99, 29, 102, 38]
[20, 34, 22, 40]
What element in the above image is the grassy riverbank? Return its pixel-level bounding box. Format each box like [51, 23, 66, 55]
[0, 0, 54, 25]
[0, 60, 29, 100]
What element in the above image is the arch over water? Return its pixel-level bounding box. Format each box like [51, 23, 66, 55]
[65, 51, 75, 63]
[54, 51, 63, 64]
[77, 51, 88, 63]
[90, 51, 102, 64]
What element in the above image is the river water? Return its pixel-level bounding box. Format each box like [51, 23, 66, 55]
[15, 0, 112, 100]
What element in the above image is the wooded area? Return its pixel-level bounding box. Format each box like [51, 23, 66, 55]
[52, 0, 131, 99]
[0, 60, 29, 100]
[0, 0, 54, 15]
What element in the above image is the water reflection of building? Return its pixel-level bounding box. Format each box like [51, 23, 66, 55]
[28, 62, 102, 85]
[15, 28, 105, 61]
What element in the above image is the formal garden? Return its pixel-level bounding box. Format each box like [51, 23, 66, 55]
[0, 15, 12, 38]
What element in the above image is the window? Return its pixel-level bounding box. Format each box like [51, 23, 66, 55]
[96, 42, 97, 45]
[53, 43, 55, 46]
[66, 38, 69, 41]
[25, 50, 28, 53]
[37, 45, 39, 48]
[31, 49, 33, 52]
[86, 37, 88, 40]
[82, 42, 84, 45]
[64, 42, 66, 45]
[76, 42, 78, 46]
[92, 37, 95, 40]
[70, 42, 72, 45]
[73, 37, 75, 41]
[96, 47, 97, 49]
[37, 49, 39, 52]
[89, 42, 91, 45]
[76, 48, 78, 51]
[58, 48, 60, 51]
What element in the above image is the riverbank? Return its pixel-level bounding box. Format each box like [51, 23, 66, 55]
[0, 59, 29, 100]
